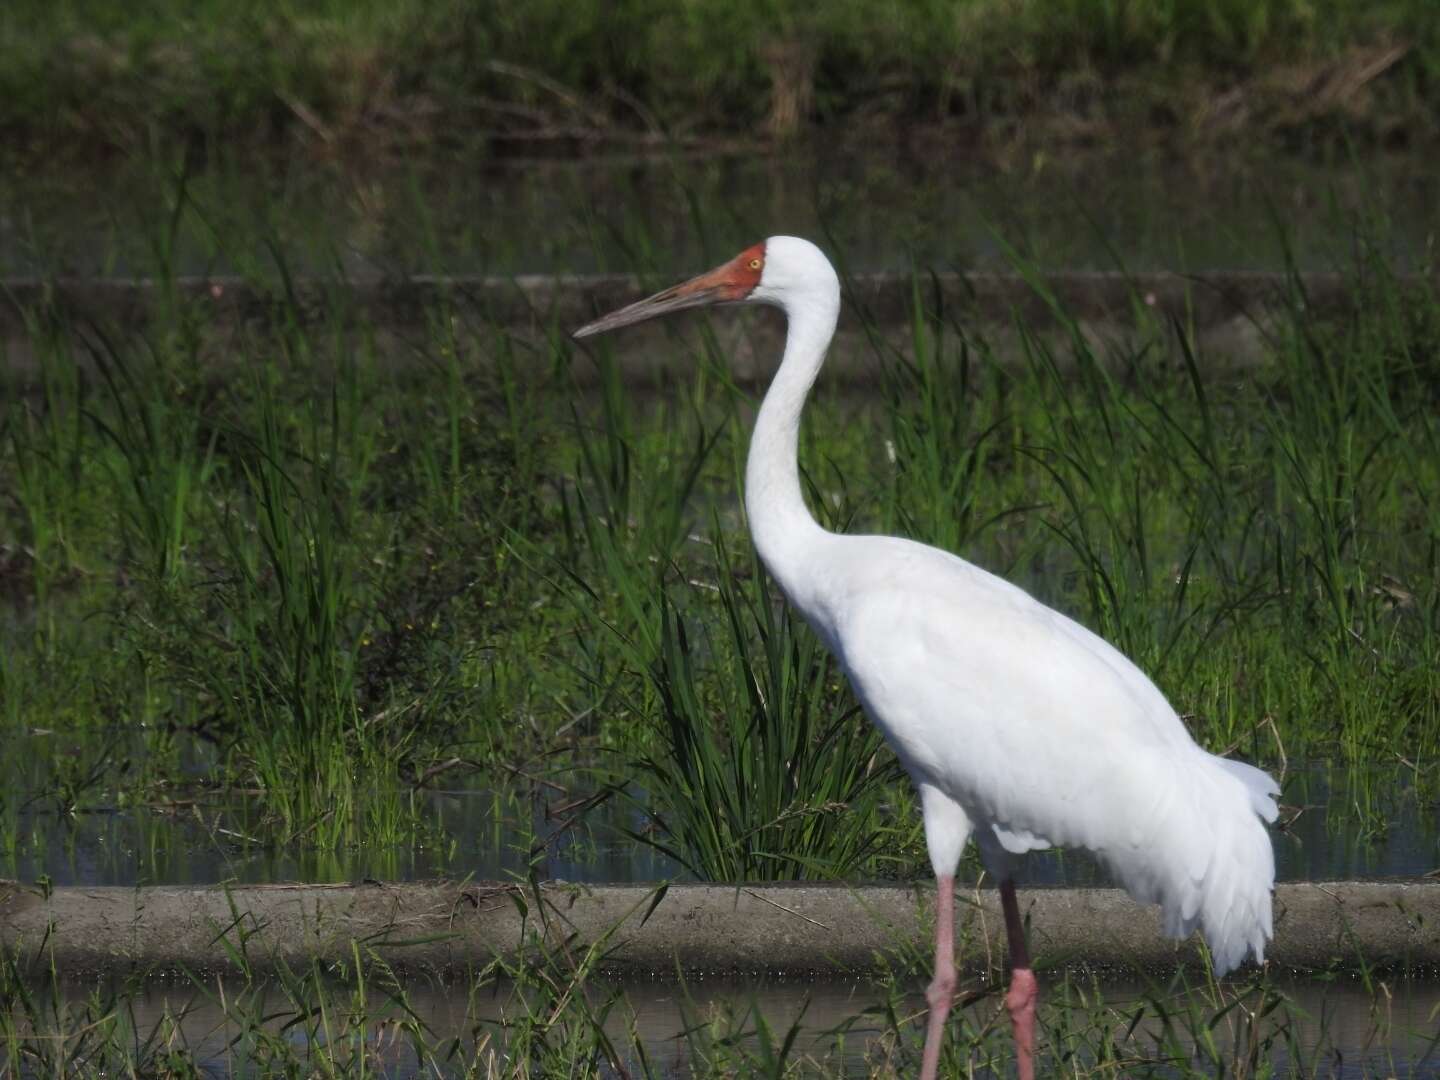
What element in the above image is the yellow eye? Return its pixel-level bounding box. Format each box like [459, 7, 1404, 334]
[748, 258, 762, 270]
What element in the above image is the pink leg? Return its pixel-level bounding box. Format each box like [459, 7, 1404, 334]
[1000, 878, 1038, 1080]
[919, 874, 956, 1080]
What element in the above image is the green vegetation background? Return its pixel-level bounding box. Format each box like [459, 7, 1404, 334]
[3, 5, 1439, 1073]
[2, 0, 1439, 887]
[4, 0, 1440, 157]
[3, 170, 1437, 879]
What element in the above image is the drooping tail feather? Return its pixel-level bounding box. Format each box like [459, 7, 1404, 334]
[1107, 752, 1278, 976]
[1216, 756, 1281, 823]
[1186, 754, 1277, 975]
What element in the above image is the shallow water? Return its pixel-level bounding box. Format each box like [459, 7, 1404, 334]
[15, 973, 1440, 1078]
[4, 145, 1439, 281]
[4, 749, 1435, 888]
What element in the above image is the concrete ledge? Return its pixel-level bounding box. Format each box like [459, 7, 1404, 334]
[0, 269, 1384, 332]
[4, 880, 1437, 979]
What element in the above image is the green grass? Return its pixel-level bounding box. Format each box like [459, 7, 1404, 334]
[3, 910, 1438, 1077]
[3, 0, 1440, 160]
[1, 165, 1438, 879]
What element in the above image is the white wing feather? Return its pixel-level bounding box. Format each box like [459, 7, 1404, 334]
[803, 533, 1277, 974]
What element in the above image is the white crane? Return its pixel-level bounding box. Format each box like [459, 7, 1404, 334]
[574, 236, 1279, 1080]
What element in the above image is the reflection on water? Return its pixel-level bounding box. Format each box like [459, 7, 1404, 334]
[2, 771, 684, 887]
[3, 753, 1436, 888]
[22, 973, 1440, 1079]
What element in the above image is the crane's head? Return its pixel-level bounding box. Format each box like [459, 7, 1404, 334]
[572, 236, 837, 339]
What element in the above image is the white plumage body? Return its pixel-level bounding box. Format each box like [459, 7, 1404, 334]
[776, 529, 1279, 974]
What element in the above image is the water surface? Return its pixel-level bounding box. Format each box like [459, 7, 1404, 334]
[18, 973, 1440, 1078]
[5, 749, 1434, 888]
[4, 146, 1438, 280]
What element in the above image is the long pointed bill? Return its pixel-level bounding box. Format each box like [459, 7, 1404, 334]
[572, 279, 723, 339]
[572, 241, 766, 340]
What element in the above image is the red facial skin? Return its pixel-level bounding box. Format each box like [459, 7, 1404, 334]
[676, 240, 766, 302]
[572, 240, 767, 340]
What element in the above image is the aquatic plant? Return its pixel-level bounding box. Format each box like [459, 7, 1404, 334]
[1, 168, 1437, 874]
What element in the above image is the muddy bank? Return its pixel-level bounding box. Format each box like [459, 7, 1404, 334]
[0, 270, 1402, 381]
[3, 880, 1436, 980]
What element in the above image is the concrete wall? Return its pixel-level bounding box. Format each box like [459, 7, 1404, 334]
[0, 271, 1386, 383]
[4, 880, 1436, 980]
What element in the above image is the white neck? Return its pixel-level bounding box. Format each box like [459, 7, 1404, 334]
[743, 286, 840, 592]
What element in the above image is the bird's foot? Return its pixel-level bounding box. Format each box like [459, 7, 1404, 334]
[1005, 966, 1039, 1080]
